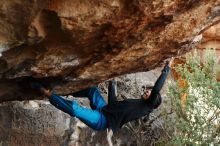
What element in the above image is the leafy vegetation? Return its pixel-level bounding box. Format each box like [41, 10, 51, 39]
[168, 49, 220, 145]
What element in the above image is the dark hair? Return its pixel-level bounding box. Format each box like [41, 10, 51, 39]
[153, 93, 162, 109]
[141, 85, 162, 109]
[141, 86, 153, 98]
[142, 85, 153, 90]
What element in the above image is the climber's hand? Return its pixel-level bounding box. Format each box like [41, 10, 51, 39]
[165, 57, 174, 67]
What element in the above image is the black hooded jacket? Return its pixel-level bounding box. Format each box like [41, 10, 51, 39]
[102, 65, 170, 132]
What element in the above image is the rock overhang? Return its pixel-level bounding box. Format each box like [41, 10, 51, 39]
[0, 0, 220, 102]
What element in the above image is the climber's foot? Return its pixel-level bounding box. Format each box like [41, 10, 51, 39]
[31, 83, 52, 97]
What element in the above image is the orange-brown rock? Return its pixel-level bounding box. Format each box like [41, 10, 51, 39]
[0, 0, 220, 102]
[198, 22, 220, 81]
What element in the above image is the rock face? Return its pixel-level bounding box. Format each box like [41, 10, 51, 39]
[0, 0, 220, 102]
[199, 22, 220, 51]
[198, 22, 220, 63]
[198, 22, 220, 81]
[0, 101, 72, 146]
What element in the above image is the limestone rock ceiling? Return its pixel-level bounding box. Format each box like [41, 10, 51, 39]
[0, 0, 219, 102]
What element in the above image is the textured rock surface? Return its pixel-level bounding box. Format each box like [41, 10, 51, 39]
[198, 22, 220, 62]
[198, 22, 220, 81]
[0, 101, 72, 146]
[0, 0, 220, 102]
[199, 22, 220, 50]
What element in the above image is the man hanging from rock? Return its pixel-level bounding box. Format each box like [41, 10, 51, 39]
[32, 58, 173, 132]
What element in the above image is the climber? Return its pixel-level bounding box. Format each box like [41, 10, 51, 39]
[32, 58, 173, 132]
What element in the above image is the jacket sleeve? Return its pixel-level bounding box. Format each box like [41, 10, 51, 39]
[108, 80, 117, 104]
[149, 64, 170, 100]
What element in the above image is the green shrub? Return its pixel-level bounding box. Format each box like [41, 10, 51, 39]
[168, 49, 220, 146]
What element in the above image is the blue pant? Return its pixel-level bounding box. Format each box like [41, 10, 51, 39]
[49, 87, 107, 131]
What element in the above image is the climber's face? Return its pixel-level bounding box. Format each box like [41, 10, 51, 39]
[142, 89, 151, 100]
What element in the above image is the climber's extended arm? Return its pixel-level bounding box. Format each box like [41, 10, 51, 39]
[152, 64, 170, 93]
[149, 60, 172, 100]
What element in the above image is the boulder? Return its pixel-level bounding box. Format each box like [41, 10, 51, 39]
[0, 0, 220, 102]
